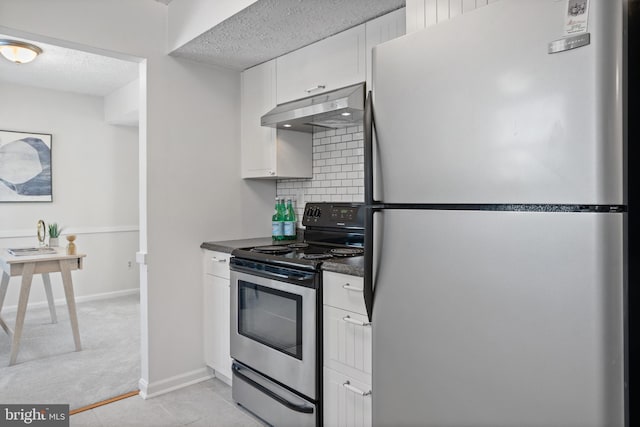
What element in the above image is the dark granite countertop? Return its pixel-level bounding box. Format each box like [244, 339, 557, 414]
[200, 237, 275, 254]
[321, 257, 364, 277]
[200, 236, 364, 277]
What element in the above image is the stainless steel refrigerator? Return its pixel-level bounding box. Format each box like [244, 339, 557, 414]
[364, 1, 627, 426]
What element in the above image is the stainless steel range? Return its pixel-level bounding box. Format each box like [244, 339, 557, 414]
[230, 202, 364, 427]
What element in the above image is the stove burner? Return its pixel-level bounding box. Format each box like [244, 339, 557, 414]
[251, 245, 292, 254]
[302, 253, 334, 260]
[288, 242, 310, 249]
[329, 247, 365, 257]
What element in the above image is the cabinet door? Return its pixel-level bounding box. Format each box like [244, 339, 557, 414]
[241, 60, 277, 178]
[405, 0, 494, 33]
[203, 250, 232, 384]
[212, 274, 232, 382]
[324, 367, 372, 427]
[365, 8, 406, 90]
[324, 305, 372, 384]
[323, 271, 367, 316]
[241, 61, 313, 178]
[276, 24, 366, 104]
[203, 273, 216, 369]
[204, 274, 232, 383]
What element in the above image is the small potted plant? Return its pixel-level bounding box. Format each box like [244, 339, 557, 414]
[48, 222, 62, 247]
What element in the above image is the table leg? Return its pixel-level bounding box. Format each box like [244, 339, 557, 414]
[41, 273, 58, 324]
[0, 272, 10, 336]
[0, 271, 8, 312]
[60, 259, 81, 351]
[9, 262, 35, 366]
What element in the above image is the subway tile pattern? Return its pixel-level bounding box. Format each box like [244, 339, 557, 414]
[276, 124, 365, 226]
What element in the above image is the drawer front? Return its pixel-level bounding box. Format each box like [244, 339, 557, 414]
[323, 271, 366, 315]
[323, 305, 372, 383]
[203, 250, 231, 279]
[323, 367, 372, 427]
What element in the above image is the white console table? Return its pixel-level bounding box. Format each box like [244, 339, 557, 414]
[0, 248, 86, 365]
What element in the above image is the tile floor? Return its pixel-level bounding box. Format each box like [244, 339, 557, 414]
[70, 378, 266, 427]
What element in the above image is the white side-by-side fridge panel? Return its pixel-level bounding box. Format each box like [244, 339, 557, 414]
[371, 209, 625, 427]
[371, 0, 624, 205]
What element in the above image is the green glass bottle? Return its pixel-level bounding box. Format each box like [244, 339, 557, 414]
[277, 197, 287, 241]
[283, 198, 297, 240]
[272, 197, 283, 241]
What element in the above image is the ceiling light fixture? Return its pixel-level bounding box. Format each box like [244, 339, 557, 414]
[341, 112, 352, 116]
[0, 39, 43, 64]
[283, 124, 292, 128]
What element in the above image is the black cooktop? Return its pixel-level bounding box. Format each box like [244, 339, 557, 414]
[232, 202, 365, 270]
[232, 241, 364, 271]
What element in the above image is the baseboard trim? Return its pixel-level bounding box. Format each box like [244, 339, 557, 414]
[138, 368, 214, 399]
[213, 369, 232, 386]
[1, 288, 139, 314]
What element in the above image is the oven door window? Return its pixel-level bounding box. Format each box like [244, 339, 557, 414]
[238, 280, 303, 360]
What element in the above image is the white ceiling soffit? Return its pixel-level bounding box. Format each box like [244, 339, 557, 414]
[170, 0, 406, 71]
[0, 34, 139, 97]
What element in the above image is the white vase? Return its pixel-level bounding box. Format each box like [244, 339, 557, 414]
[49, 237, 59, 247]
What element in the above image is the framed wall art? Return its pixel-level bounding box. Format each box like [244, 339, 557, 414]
[0, 130, 52, 202]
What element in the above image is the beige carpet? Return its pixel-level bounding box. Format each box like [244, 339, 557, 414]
[0, 293, 140, 410]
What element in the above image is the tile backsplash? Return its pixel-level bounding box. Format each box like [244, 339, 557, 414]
[276, 124, 364, 226]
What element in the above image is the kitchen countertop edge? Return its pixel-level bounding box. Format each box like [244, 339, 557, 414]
[200, 237, 274, 254]
[201, 237, 364, 277]
[320, 260, 364, 277]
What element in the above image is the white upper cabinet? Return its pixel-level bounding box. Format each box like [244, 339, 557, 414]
[405, 0, 498, 33]
[365, 8, 406, 90]
[241, 60, 312, 179]
[239, 10, 406, 179]
[276, 24, 366, 104]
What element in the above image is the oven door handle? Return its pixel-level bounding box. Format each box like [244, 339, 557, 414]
[232, 363, 315, 414]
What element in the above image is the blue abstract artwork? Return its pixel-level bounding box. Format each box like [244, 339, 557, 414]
[0, 130, 52, 202]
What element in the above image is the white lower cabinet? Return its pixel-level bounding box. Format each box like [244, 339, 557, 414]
[203, 250, 232, 384]
[323, 367, 372, 427]
[323, 271, 372, 427]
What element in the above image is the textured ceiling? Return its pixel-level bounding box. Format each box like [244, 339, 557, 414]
[171, 0, 405, 70]
[0, 34, 139, 97]
[0, 0, 405, 96]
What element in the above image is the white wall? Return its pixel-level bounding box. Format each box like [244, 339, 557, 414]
[105, 79, 139, 126]
[168, 0, 257, 51]
[0, 82, 139, 308]
[0, 0, 275, 397]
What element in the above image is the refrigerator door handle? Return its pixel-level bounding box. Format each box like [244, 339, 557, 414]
[364, 90, 380, 322]
[364, 206, 375, 322]
[364, 90, 375, 206]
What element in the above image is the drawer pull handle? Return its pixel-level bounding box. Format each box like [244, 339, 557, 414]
[211, 257, 227, 263]
[342, 284, 363, 292]
[342, 315, 371, 327]
[305, 84, 326, 93]
[343, 381, 371, 396]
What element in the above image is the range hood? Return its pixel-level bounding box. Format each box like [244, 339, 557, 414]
[261, 83, 364, 133]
